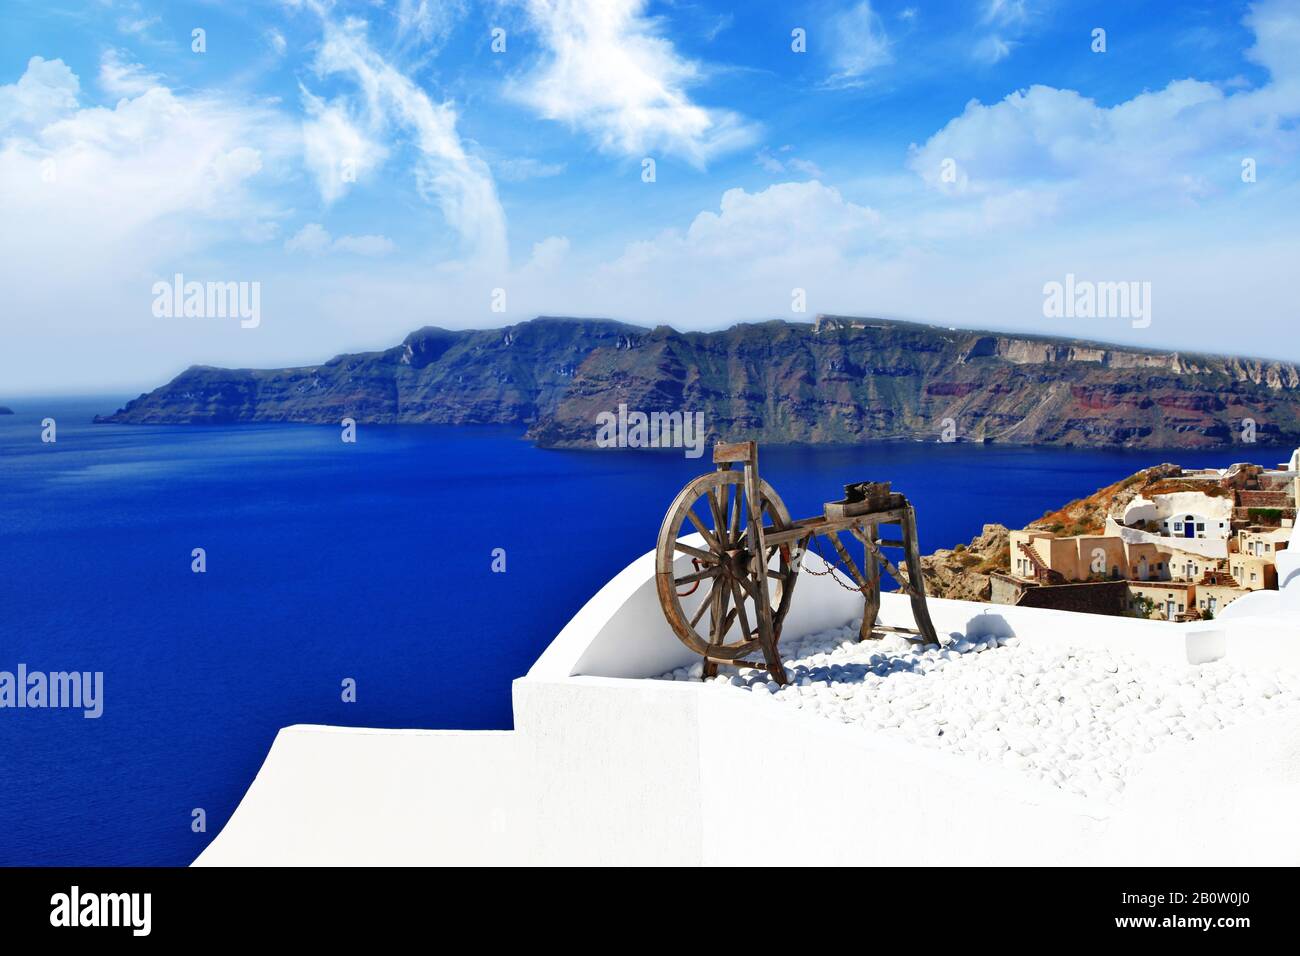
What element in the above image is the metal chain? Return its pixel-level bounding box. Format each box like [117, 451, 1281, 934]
[804, 534, 865, 593]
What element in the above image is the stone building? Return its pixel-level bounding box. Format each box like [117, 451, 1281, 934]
[995, 451, 1297, 621]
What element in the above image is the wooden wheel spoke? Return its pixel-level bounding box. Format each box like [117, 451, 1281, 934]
[710, 578, 733, 642]
[673, 540, 717, 563]
[675, 565, 718, 587]
[728, 578, 754, 639]
[707, 487, 729, 549]
[719, 604, 739, 635]
[689, 594, 711, 628]
[685, 509, 722, 553]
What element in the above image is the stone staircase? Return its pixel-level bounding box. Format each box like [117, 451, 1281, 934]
[1017, 540, 1066, 585]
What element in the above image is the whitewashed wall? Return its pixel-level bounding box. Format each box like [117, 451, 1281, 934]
[197, 540, 1300, 866]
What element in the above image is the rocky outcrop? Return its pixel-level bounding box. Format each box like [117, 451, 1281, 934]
[911, 523, 1011, 601]
[98, 315, 1300, 450]
[1030, 463, 1183, 536]
[0, 406, 13, 415]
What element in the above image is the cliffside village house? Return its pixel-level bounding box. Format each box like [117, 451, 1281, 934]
[993, 450, 1300, 622]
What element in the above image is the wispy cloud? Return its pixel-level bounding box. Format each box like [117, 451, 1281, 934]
[494, 156, 567, 182]
[266, 29, 288, 57]
[754, 145, 823, 179]
[509, 0, 757, 167]
[114, 1, 161, 40]
[973, 0, 1036, 63]
[824, 1, 893, 89]
[308, 9, 507, 268]
[394, 0, 468, 49]
[99, 48, 162, 98]
[972, 35, 1014, 65]
[285, 222, 395, 257]
[300, 85, 389, 205]
[982, 0, 1030, 26]
[704, 13, 734, 42]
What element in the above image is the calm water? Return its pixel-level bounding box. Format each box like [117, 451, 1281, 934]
[0, 398, 1241, 865]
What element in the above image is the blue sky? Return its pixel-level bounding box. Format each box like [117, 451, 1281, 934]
[2, 0, 1298, 391]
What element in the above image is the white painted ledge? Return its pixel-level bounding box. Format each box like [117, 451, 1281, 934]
[196, 543, 1300, 866]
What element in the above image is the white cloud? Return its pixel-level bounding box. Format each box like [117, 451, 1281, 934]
[99, 49, 163, 98]
[285, 222, 332, 255]
[825, 1, 893, 88]
[973, 0, 1035, 64]
[908, 78, 1288, 206]
[0, 56, 79, 130]
[286, 222, 396, 257]
[704, 14, 734, 43]
[0, 56, 297, 391]
[523, 235, 570, 272]
[973, 35, 1014, 64]
[609, 181, 880, 275]
[395, 0, 467, 47]
[300, 86, 389, 204]
[754, 146, 823, 179]
[117, 15, 160, 38]
[510, 0, 757, 167]
[1245, 0, 1300, 87]
[755, 148, 784, 174]
[267, 29, 288, 56]
[1, 66, 284, 239]
[909, 0, 1300, 213]
[494, 156, 567, 182]
[333, 233, 396, 256]
[983, 0, 1029, 26]
[310, 12, 507, 268]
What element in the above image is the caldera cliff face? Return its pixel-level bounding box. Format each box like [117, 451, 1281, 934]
[97, 315, 1300, 450]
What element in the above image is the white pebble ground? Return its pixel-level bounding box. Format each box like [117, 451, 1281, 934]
[661, 622, 1300, 802]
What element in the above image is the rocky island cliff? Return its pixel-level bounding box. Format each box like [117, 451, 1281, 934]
[96, 315, 1300, 449]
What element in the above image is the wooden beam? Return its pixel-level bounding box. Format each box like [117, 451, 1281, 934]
[713, 441, 756, 464]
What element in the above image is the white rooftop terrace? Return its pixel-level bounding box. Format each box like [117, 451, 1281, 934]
[196, 526, 1300, 867]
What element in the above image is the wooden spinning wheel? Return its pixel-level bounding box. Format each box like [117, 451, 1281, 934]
[654, 458, 799, 679]
[655, 441, 940, 685]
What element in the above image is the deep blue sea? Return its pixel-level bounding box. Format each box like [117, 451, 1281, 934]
[0, 397, 1243, 865]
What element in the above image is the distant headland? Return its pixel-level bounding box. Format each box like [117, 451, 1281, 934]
[95, 315, 1300, 450]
